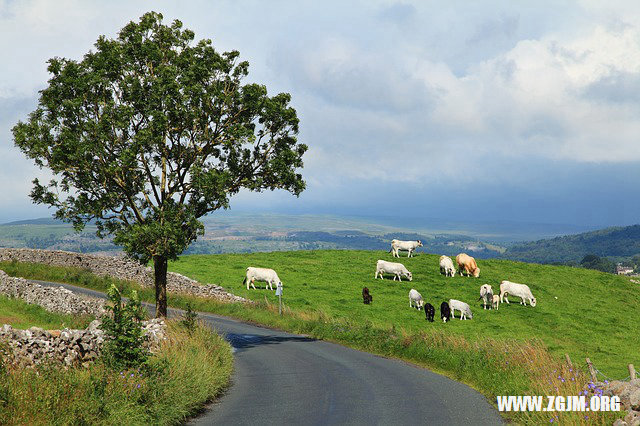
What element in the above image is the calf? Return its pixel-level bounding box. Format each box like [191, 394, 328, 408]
[424, 303, 435, 322]
[362, 287, 373, 304]
[440, 301, 451, 323]
[492, 294, 500, 310]
[409, 289, 424, 310]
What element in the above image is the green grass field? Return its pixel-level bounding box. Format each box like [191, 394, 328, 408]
[0, 294, 93, 329]
[169, 250, 640, 379]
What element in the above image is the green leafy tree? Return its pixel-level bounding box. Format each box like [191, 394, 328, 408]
[580, 254, 616, 274]
[13, 12, 306, 316]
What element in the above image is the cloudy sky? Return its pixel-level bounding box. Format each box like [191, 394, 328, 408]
[1, 0, 639, 229]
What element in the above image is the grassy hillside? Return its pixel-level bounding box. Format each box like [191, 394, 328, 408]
[170, 250, 640, 378]
[503, 224, 640, 263]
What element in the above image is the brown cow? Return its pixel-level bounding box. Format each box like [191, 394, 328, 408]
[455, 253, 480, 277]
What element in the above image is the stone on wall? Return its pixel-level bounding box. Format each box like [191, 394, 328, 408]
[0, 270, 105, 317]
[0, 319, 166, 368]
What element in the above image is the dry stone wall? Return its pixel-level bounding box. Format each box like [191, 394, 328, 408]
[0, 270, 105, 317]
[605, 379, 640, 426]
[0, 248, 245, 303]
[0, 319, 166, 368]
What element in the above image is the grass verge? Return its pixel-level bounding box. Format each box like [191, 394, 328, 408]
[0, 320, 233, 425]
[0, 293, 92, 329]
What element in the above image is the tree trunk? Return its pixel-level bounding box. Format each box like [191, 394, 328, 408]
[153, 255, 168, 318]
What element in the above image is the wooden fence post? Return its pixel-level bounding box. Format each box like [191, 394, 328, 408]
[629, 364, 636, 380]
[586, 358, 597, 382]
[565, 354, 573, 368]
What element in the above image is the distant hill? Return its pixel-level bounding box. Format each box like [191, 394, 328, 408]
[502, 224, 640, 263]
[1, 217, 62, 226]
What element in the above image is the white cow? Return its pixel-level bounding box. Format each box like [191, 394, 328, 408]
[479, 284, 493, 310]
[439, 255, 456, 277]
[408, 289, 424, 310]
[499, 280, 537, 307]
[243, 267, 282, 290]
[448, 299, 473, 320]
[390, 240, 423, 258]
[375, 260, 413, 281]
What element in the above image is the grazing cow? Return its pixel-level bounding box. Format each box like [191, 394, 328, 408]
[439, 255, 456, 277]
[479, 284, 493, 310]
[424, 303, 435, 322]
[449, 299, 473, 320]
[408, 289, 424, 310]
[390, 239, 423, 258]
[455, 253, 480, 277]
[499, 281, 537, 307]
[243, 267, 281, 290]
[362, 287, 373, 304]
[440, 301, 451, 323]
[492, 294, 500, 310]
[375, 260, 413, 281]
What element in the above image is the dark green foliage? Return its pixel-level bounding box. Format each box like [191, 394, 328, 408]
[580, 254, 617, 273]
[180, 302, 198, 334]
[12, 11, 307, 316]
[504, 224, 640, 264]
[100, 284, 148, 369]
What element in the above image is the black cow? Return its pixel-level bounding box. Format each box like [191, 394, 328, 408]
[440, 301, 451, 322]
[362, 287, 373, 304]
[424, 303, 435, 322]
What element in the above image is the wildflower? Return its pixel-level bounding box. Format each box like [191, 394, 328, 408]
[604, 380, 609, 384]
[137, 384, 141, 388]
[549, 419, 554, 423]
[561, 378, 565, 383]
[130, 373, 134, 378]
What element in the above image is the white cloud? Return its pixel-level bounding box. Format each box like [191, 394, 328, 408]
[1, 1, 640, 224]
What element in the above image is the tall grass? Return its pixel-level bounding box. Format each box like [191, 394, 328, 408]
[0, 320, 233, 425]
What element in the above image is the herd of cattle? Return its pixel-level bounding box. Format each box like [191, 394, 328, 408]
[242, 238, 538, 322]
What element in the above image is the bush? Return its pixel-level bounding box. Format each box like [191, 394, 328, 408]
[100, 284, 148, 369]
[181, 302, 198, 335]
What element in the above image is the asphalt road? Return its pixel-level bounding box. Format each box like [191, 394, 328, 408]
[30, 279, 502, 426]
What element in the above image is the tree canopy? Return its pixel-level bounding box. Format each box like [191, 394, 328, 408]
[13, 12, 307, 316]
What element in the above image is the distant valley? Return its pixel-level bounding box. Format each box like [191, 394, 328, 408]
[1, 214, 638, 270]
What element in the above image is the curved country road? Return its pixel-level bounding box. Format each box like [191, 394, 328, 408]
[30, 279, 502, 425]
